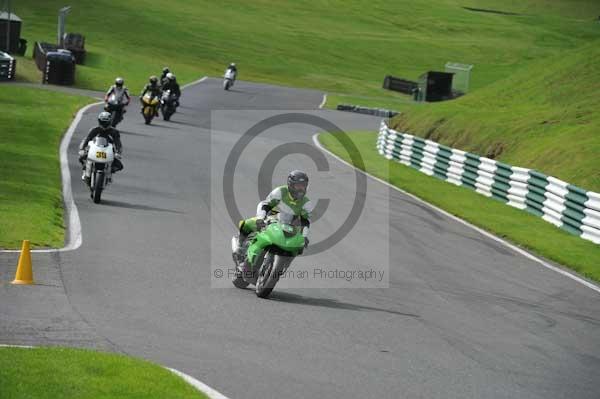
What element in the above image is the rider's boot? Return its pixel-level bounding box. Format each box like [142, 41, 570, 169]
[236, 231, 248, 255]
[240, 259, 255, 282]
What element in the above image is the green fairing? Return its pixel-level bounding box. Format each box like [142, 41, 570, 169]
[240, 217, 260, 234]
[246, 222, 305, 270]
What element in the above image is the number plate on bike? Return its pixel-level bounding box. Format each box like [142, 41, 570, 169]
[96, 151, 107, 159]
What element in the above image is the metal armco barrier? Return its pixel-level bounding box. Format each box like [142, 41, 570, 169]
[33, 41, 58, 71]
[377, 121, 600, 244]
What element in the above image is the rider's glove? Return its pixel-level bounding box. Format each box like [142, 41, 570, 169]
[115, 152, 122, 160]
[78, 149, 86, 158]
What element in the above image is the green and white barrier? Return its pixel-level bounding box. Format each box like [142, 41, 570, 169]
[377, 121, 600, 244]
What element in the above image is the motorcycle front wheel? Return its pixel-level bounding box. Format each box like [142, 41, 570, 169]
[92, 171, 104, 204]
[162, 106, 172, 121]
[143, 106, 153, 125]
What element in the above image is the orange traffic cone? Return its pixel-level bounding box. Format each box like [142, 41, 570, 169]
[12, 240, 33, 285]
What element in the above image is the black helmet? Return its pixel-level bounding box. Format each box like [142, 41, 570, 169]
[149, 75, 158, 85]
[162, 67, 170, 74]
[229, 62, 236, 68]
[98, 111, 112, 128]
[287, 170, 309, 200]
[115, 77, 124, 87]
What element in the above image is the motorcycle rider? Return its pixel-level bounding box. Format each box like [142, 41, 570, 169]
[161, 73, 181, 107]
[141, 76, 161, 117]
[78, 111, 123, 182]
[104, 77, 130, 125]
[237, 170, 312, 273]
[159, 67, 170, 87]
[226, 62, 237, 76]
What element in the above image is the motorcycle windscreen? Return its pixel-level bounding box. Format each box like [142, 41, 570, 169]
[278, 212, 300, 236]
[94, 136, 108, 147]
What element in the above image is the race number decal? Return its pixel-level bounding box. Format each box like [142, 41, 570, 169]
[96, 151, 107, 159]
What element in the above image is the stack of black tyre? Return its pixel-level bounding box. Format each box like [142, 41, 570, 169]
[0, 51, 15, 80]
[62, 33, 86, 64]
[33, 42, 76, 85]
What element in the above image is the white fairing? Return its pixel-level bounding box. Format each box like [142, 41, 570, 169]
[87, 138, 115, 163]
[108, 90, 128, 105]
[231, 236, 239, 253]
[108, 93, 119, 106]
[224, 69, 236, 80]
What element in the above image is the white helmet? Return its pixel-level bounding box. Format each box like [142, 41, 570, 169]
[98, 111, 112, 128]
[166, 72, 176, 81]
[115, 77, 124, 87]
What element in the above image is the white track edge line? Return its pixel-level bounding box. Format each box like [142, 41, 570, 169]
[1, 76, 208, 254]
[167, 367, 231, 399]
[182, 76, 208, 89]
[318, 94, 327, 109]
[312, 133, 600, 294]
[2, 101, 103, 254]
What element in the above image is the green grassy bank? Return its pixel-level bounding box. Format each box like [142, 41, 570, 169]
[0, 346, 208, 399]
[320, 131, 600, 283]
[0, 86, 92, 248]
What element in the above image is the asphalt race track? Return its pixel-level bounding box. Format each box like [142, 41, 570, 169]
[2, 78, 600, 399]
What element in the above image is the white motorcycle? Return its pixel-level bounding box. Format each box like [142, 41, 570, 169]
[223, 69, 236, 90]
[104, 93, 127, 127]
[160, 89, 178, 121]
[83, 136, 115, 203]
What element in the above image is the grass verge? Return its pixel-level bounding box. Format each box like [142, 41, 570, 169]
[324, 93, 413, 112]
[0, 86, 93, 249]
[11, 0, 599, 95]
[390, 40, 600, 192]
[319, 131, 600, 283]
[0, 346, 208, 399]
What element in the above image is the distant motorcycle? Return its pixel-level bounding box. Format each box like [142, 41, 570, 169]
[223, 69, 236, 90]
[82, 136, 116, 204]
[104, 93, 127, 127]
[160, 89, 178, 121]
[231, 212, 306, 298]
[141, 93, 159, 125]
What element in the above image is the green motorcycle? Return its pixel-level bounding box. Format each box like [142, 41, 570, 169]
[231, 212, 306, 298]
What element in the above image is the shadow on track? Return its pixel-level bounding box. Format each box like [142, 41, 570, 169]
[164, 120, 205, 128]
[269, 291, 420, 318]
[101, 199, 184, 214]
[118, 130, 155, 138]
[224, 88, 248, 94]
[140, 123, 179, 130]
